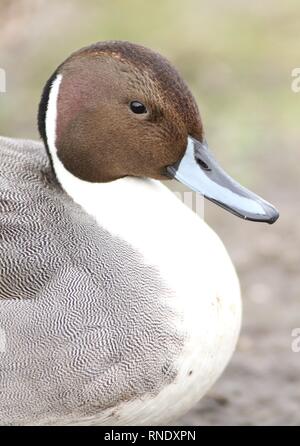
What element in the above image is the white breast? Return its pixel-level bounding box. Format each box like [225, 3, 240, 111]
[68, 178, 242, 425]
[41, 172, 241, 425]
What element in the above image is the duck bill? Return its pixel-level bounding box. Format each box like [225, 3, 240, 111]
[167, 136, 279, 224]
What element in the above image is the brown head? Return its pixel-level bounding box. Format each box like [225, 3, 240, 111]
[39, 41, 202, 182]
[38, 41, 279, 223]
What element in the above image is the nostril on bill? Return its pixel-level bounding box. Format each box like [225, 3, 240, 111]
[196, 158, 211, 171]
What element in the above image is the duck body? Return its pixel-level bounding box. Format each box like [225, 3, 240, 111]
[0, 40, 278, 425]
[0, 136, 240, 425]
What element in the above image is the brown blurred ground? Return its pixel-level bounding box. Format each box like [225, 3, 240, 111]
[0, 0, 299, 426]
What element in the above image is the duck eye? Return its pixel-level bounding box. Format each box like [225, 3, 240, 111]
[130, 101, 147, 114]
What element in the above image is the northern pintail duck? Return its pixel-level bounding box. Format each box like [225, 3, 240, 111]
[0, 41, 279, 426]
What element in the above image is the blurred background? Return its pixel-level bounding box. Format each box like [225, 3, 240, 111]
[0, 0, 299, 425]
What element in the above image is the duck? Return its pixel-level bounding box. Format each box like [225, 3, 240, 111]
[0, 41, 279, 426]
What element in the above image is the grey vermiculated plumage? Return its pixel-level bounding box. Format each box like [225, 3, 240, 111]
[0, 136, 184, 425]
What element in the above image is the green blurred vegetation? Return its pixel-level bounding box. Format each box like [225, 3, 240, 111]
[0, 0, 299, 184]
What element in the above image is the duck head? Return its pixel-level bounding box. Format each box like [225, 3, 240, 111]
[38, 41, 279, 223]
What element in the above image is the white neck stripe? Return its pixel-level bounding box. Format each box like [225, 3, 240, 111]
[45, 73, 63, 170]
